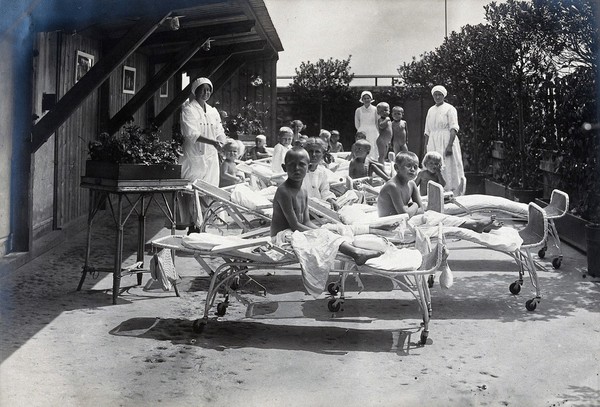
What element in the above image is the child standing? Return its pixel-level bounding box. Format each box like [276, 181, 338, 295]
[376, 102, 392, 164]
[414, 151, 446, 196]
[219, 140, 245, 187]
[391, 106, 409, 154]
[290, 119, 306, 146]
[271, 127, 294, 173]
[318, 129, 335, 166]
[329, 130, 344, 153]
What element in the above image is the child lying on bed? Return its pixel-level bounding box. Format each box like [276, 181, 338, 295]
[378, 151, 502, 233]
[271, 147, 386, 266]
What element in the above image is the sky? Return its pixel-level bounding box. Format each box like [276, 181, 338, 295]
[263, 0, 502, 85]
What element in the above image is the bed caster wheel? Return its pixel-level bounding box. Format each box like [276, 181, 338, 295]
[552, 257, 562, 269]
[216, 302, 228, 317]
[427, 275, 435, 288]
[327, 282, 339, 295]
[192, 319, 206, 333]
[525, 299, 537, 311]
[327, 299, 341, 312]
[420, 330, 429, 345]
[509, 282, 521, 295]
[538, 248, 546, 259]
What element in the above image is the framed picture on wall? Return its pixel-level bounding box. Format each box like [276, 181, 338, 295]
[159, 81, 168, 98]
[122, 66, 136, 94]
[75, 51, 94, 83]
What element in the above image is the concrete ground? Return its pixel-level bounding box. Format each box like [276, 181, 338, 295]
[1, 208, 599, 407]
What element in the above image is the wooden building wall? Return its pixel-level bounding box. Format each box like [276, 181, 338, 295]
[210, 55, 278, 145]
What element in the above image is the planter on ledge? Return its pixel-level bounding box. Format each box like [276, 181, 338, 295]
[506, 186, 543, 203]
[585, 224, 600, 277]
[85, 161, 182, 180]
[484, 178, 507, 198]
[465, 172, 486, 195]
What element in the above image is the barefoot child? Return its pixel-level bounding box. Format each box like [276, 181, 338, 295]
[271, 148, 384, 272]
[376, 102, 392, 164]
[414, 151, 446, 196]
[391, 106, 409, 154]
[378, 151, 502, 232]
[219, 140, 244, 188]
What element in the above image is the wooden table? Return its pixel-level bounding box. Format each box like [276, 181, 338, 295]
[79, 177, 189, 304]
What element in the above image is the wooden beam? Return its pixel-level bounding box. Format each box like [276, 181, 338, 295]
[149, 39, 266, 65]
[141, 20, 255, 47]
[30, 15, 169, 153]
[106, 35, 212, 134]
[152, 55, 231, 127]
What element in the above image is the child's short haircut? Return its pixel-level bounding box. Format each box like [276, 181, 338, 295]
[422, 151, 443, 167]
[279, 126, 293, 135]
[224, 140, 238, 151]
[392, 106, 404, 113]
[376, 102, 390, 112]
[331, 130, 340, 137]
[355, 131, 367, 140]
[284, 146, 310, 164]
[352, 139, 371, 152]
[394, 151, 419, 166]
[319, 129, 331, 139]
[256, 134, 266, 141]
[304, 137, 327, 151]
[290, 119, 305, 130]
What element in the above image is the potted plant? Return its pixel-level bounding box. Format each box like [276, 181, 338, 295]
[86, 124, 182, 181]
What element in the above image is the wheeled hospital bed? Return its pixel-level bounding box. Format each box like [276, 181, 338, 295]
[426, 181, 569, 269]
[151, 224, 447, 345]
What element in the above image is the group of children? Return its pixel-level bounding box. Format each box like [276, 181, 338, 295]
[212, 116, 500, 276]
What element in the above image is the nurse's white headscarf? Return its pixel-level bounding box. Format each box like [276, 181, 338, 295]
[431, 85, 447, 97]
[359, 90, 374, 103]
[191, 77, 213, 95]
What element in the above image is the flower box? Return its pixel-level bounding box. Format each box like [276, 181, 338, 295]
[465, 172, 486, 195]
[506, 186, 543, 203]
[484, 178, 507, 198]
[85, 161, 182, 180]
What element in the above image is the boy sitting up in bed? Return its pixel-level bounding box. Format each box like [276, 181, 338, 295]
[349, 139, 390, 182]
[271, 147, 384, 266]
[378, 151, 502, 233]
[303, 137, 340, 210]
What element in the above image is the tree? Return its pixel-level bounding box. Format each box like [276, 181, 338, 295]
[289, 56, 355, 132]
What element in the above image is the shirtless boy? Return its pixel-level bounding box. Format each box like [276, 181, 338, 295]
[271, 148, 383, 265]
[349, 139, 389, 181]
[376, 102, 392, 164]
[378, 151, 503, 233]
[391, 106, 409, 154]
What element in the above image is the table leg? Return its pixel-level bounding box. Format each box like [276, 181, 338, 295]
[136, 195, 146, 286]
[78, 189, 99, 291]
[113, 194, 124, 305]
